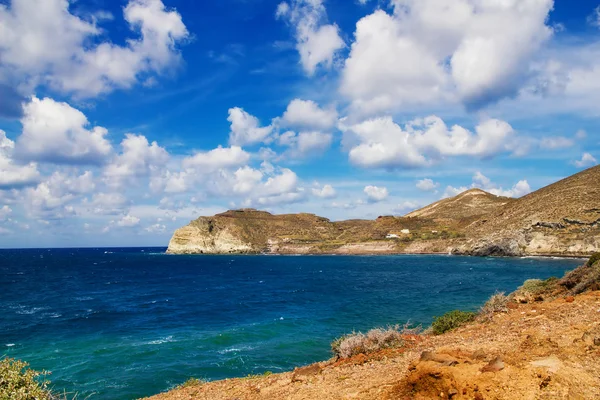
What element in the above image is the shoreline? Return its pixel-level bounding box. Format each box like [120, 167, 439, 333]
[146, 255, 600, 399]
[165, 250, 592, 259]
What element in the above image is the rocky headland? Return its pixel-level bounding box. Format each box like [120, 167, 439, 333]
[167, 165, 600, 257]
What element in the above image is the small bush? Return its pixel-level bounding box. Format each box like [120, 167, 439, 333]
[176, 378, 204, 389]
[520, 277, 558, 295]
[587, 253, 600, 267]
[478, 292, 509, 321]
[0, 357, 53, 400]
[331, 325, 407, 359]
[431, 310, 476, 335]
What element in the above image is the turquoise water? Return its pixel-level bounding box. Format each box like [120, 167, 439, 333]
[0, 248, 583, 399]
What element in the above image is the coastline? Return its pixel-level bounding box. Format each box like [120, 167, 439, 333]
[145, 254, 600, 399]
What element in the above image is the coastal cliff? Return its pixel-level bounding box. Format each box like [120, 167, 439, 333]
[167, 166, 600, 257]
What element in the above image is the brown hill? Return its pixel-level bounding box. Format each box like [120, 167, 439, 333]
[167, 166, 600, 256]
[405, 188, 513, 222]
[456, 165, 600, 256]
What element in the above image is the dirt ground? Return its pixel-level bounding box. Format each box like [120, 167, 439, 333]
[145, 291, 600, 400]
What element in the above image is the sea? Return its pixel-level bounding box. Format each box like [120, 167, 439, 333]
[0, 248, 584, 399]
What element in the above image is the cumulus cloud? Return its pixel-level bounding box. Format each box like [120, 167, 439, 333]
[0, 205, 12, 221]
[228, 107, 273, 146]
[278, 131, 333, 158]
[341, 115, 514, 169]
[341, 0, 554, 113]
[116, 214, 141, 227]
[0, 130, 40, 189]
[23, 171, 94, 219]
[444, 171, 531, 199]
[17, 97, 112, 165]
[540, 136, 574, 150]
[182, 146, 250, 170]
[276, 0, 345, 75]
[86, 192, 130, 215]
[364, 185, 389, 202]
[573, 153, 598, 168]
[416, 178, 438, 192]
[103, 134, 169, 188]
[281, 99, 338, 130]
[312, 184, 336, 198]
[0, 0, 188, 98]
[393, 201, 420, 215]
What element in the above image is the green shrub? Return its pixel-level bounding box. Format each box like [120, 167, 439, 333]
[587, 253, 600, 267]
[176, 377, 205, 389]
[0, 357, 53, 400]
[431, 310, 476, 335]
[520, 277, 558, 295]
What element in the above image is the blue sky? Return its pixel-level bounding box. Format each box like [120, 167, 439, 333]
[0, 0, 599, 248]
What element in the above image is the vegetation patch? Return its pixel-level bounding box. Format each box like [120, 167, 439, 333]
[0, 357, 54, 400]
[587, 252, 600, 267]
[175, 378, 205, 389]
[478, 292, 509, 321]
[331, 326, 411, 359]
[431, 310, 476, 335]
[520, 277, 558, 296]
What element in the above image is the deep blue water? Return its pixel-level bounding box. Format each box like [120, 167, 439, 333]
[0, 248, 584, 399]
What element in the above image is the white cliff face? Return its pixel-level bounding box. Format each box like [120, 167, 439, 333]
[166, 225, 253, 254]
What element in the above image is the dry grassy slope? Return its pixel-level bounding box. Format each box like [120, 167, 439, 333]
[456, 166, 600, 256]
[405, 188, 513, 222]
[469, 165, 600, 234]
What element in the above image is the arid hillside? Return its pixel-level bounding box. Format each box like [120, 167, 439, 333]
[167, 166, 600, 256]
[405, 188, 513, 222]
[455, 165, 600, 257]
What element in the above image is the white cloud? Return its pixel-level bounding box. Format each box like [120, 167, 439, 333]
[17, 97, 112, 165]
[104, 134, 169, 187]
[0, 130, 40, 188]
[445, 171, 531, 199]
[86, 192, 130, 215]
[0, 205, 12, 221]
[228, 107, 273, 146]
[589, 6, 600, 27]
[276, 0, 344, 75]
[275, 130, 332, 159]
[540, 136, 574, 150]
[364, 185, 389, 202]
[312, 184, 336, 198]
[416, 178, 438, 192]
[573, 153, 598, 168]
[0, 0, 188, 98]
[281, 99, 338, 130]
[342, 115, 514, 169]
[576, 130, 587, 139]
[296, 131, 333, 155]
[23, 171, 96, 219]
[393, 201, 420, 215]
[182, 146, 250, 170]
[232, 166, 263, 194]
[145, 223, 166, 233]
[341, 0, 553, 113]
[116, 214, 141, 227]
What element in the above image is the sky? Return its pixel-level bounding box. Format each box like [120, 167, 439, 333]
[0, 0, 599, 248]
